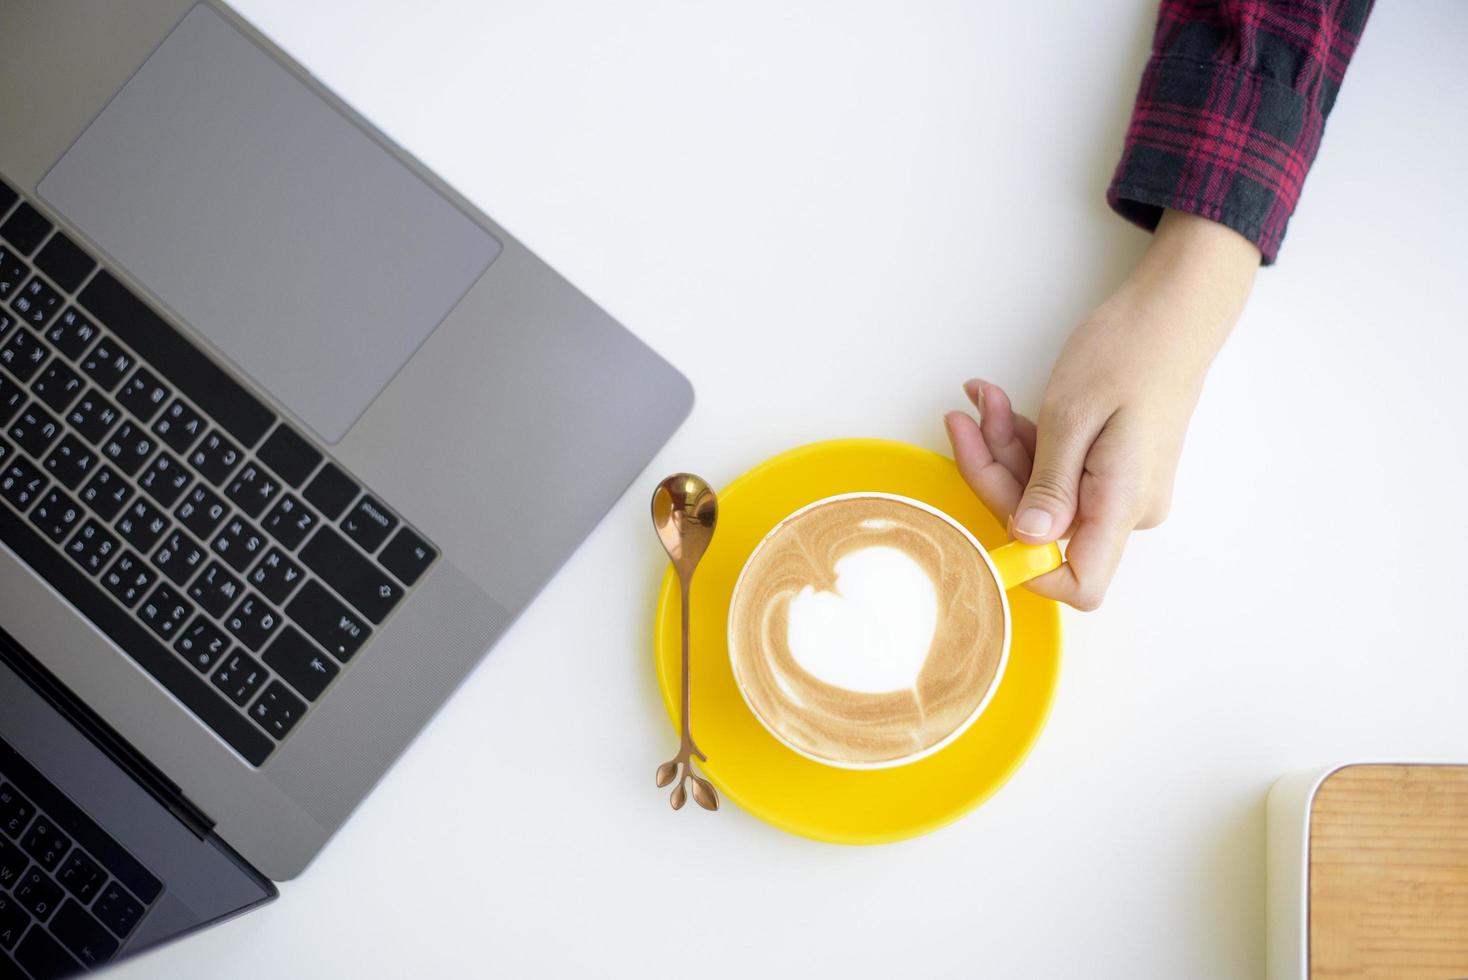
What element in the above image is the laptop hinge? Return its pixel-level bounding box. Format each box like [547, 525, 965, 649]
[0, 626, 217, 839]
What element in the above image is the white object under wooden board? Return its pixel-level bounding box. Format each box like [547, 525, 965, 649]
[1267, 763, 1468, 980]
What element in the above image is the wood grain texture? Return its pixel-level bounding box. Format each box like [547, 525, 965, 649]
[1309, 764, 1468, 979]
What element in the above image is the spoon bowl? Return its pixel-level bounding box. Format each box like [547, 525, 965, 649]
[652, 474, 718, 578]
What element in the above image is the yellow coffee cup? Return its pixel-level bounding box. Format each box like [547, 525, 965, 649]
[727, 492, 1063, 769]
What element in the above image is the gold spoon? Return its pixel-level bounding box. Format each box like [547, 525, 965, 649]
[652, 473, 720, 811]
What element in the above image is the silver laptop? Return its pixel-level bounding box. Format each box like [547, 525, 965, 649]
[0, 2, 690, 973]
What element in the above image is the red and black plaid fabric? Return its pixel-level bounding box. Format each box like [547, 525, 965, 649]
[1107, 0, 1375, 263]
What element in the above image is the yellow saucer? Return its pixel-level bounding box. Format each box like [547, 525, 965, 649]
[653, 439, 1063, 844]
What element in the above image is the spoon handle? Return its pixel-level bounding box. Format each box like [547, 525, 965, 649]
[679, 575, 694, 752]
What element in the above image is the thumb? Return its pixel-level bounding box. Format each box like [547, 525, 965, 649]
[1012, 404, 1101, 543]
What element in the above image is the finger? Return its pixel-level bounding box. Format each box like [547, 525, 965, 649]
[944, 411, 1024, 520]
[963, 379, 1038, 458]
[1021, 471, 1133, 610]
[1020, 512, 1130, 611]
[963, 380, 1033, 485]
[1010, 410, 1037, 460]
[1011, 402, 1108, 544]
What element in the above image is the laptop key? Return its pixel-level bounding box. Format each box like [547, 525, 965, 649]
[341, 495, 397, 552]
[249, 681, 306, 740]
[303, 461, 358, 520]
[15, 925, 80, 980]
[116, 366, 171, 423]
[264, 627, 338, 701]
[65, 520, 118, 576]
[29, 488, 82, 544]
[56, 851, 105, 903]
[0, 837, 25, 886]
[0, 783, 31, 839]
[0, 204, 51, 256]
[211, 516, 266, 572]
[211, 650, 267, 707]
[19, 817, 70, 871]
[65, 389, 121, 444]
[257, 424, 320, 486]
[285, 580, 370, 662]
[78, 465, 132, 521]
[138, 584, 192, 641]
[8, 403, 61, 457]
[43, 434, 96, 490]
[189, 429, 244, 486]
[0, 891, 27, 951]
[0, 245, 28, 299]
[50, 898, 118, 969]
[223, 592, 279, 651]
[29, 359, 83, 414]
[380, 527, 437, 587]
[174, 484, 228, 539]
[174, 616, 231, 673]
[0, 457, 47, 510]
[249, 547, 305, 604]
[114, 497, 169, 552]
[151, 530, 206, 586]
[92, 882, 143, 938]
[14, 867, 63, 920]
[151, 398, 204, 453]
[101, 551, 153, 608]
[33, 232, 96, 294]
[261, 494, 316, 549]
[0, 329, 46, 382]
[188, 561, 243, 618]
[78, 336, 134, 391]
[138, 451, 192, 507]
[43, 309, 100, 360]
[0, 376, 23, 426]
[10, 276, 62, 328]
[100, 420, 155, 476]
[224, 461, 278, 517]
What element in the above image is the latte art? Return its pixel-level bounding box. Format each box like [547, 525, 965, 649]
[728, 494, 1007, 767]
[786, 542, 938, 694]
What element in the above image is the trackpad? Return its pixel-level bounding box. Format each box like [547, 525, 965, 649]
[38, 5, 501, 443]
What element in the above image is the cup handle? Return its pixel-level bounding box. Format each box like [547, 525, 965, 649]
[988, 540, 1064, 590]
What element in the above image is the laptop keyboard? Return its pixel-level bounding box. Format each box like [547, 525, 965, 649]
[0, 176, 439, 767]
[0, 736, 161, 978]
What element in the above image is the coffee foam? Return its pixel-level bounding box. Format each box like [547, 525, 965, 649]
[729, 495, 1006, 767]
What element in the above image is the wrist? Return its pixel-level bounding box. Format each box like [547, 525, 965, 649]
[1149, 208, 1261, 274]
[1116, 209, 1258, 354]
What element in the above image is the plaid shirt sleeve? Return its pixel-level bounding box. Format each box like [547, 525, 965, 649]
[1107, 0, 1375, 264]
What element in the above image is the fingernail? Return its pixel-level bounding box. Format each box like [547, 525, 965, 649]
[1014, 508, 1052, 537]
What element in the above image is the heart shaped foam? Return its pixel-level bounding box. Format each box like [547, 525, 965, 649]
[785, 545, 939, 694]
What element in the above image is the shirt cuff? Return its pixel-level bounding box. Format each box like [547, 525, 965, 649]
[1106, 55, 1326, 265]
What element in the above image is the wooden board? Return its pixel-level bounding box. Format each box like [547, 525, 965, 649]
[1309, 764, 1468, 979]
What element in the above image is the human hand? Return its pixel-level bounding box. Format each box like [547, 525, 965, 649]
[944, 210, 1260, 609]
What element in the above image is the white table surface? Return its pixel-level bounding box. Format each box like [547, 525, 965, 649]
[111, 2, 1468, 977]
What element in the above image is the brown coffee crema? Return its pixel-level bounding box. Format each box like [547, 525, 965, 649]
[729, 495, 1006, 767]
